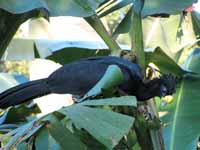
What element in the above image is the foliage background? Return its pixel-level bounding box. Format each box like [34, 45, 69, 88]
[0, 0, 200, 150]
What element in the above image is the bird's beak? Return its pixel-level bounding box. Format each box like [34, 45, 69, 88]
[161, 95, 173, 106]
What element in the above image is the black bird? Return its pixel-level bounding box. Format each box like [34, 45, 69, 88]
[0, 56, 177, 108]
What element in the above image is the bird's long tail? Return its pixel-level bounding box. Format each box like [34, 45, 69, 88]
[0, 78, 50, 109]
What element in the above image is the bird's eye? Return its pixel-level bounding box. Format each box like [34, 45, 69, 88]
[160, 85, 167, 97]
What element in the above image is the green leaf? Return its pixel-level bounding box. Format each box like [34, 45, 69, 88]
[35, 128, 49, 150]
[72, 125, 106, 150]
[1, 122, 39, 148]
[0, 0, 48, 14]
[113, 7, 132, 37]
[0, 73, 19, 93]
[0, 0, 105, 17]
[160, 48, 200, 150]
[114, 3, 195, 39]
[2, 125, 21, 137]
[47, 0, 105, 17]
[59, 105, 134, 149]
[98, 0, 195, 18]
[143, 14, 197, 56]
[191, 11, 200, 46]
[85, 15, 121, 52]
[1, 104, 40, 124]
[98, 0, 132, 18]
[3, 0, 193, 18]
[35, 128, 61, 150]
[21, 123, 44, 142]
[132, 143, 142, 150]
[3, 119, 43, 149]
[82, 65, 124, 99]
[142, 0, 195, 17]
[34, 39, 110, 64]
[47, 114, 87, 150]
[145, 47, 190, 76]
[174, 40, 200, 62]
[0, 8, 48, 58]
[80, 96, 137, 106]
[0, 124, 19, 133]
[114, 10, 196, 53]
[16, 142, 28, 150]
[3, 38, 35, 60]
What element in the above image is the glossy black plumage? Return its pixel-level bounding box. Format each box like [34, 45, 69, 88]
[0, 56, 175, 108]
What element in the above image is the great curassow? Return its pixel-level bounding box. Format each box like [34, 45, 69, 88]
[0, 56, 177, 108]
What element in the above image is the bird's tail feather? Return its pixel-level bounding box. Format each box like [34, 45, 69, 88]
[0, 79, 50, 108]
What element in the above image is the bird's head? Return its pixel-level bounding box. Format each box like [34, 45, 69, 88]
[137, 73, 178, 101]
[158, 74, 178, 97]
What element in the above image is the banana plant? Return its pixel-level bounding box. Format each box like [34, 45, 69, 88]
[0, 0, 199, 149]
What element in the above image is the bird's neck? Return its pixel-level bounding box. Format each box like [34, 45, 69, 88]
[136, 78, 162, 101]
